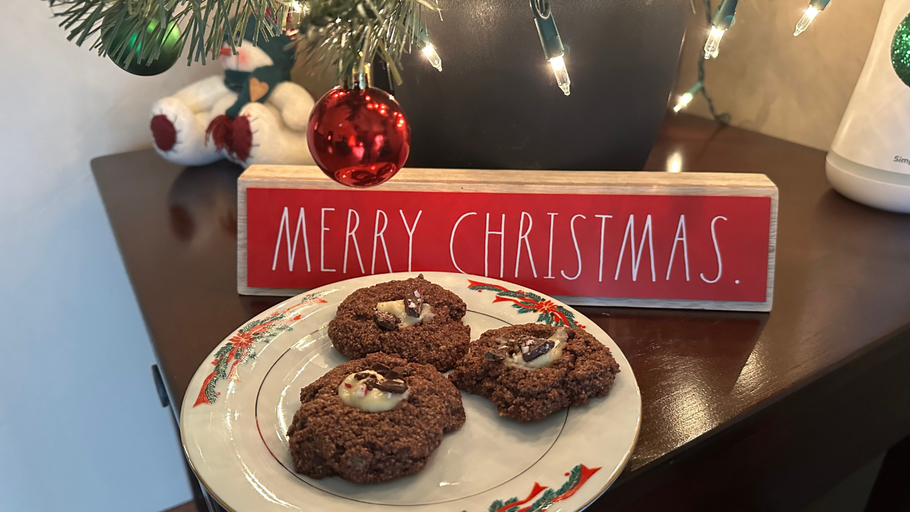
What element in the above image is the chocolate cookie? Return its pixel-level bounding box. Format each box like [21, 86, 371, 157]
[286, 353, 465, 483]
[448, 324, 620, 422]
[327, 275, 471, 371]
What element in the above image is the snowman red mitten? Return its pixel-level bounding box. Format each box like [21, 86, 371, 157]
[150, 21, 315, 168]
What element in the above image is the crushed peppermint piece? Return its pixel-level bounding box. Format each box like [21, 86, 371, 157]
[404, 290, 424, 318]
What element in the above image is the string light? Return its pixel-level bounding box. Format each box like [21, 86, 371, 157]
[549, 55, 570, 95]
[421, 44, 443, 71]
[704, 27, 726, 59]
[704, 0, 738, 59]
[417, 28, 443, 72]
[531, 0, 570, 96]
[673, 81, 704, 113]
[679, 0, 830, 124]
[673, 0, 731, 123]
[794, 0, 830, 36]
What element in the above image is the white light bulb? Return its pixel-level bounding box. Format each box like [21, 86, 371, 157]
[549, 54, 571, 96]
[703, 26, 726, 59]
[793, 6, 820, 36]
[421, 44, 443, 72]
[673, 92, 695, 113]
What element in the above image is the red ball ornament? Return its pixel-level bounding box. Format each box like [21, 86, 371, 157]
[307, 85, 411, 187]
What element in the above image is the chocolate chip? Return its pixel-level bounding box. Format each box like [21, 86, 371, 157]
[372, 379, 409, 394]
[373, 310, 400, 331]
[521, 338, 556, 362]
[371, 363, 391, 375]
[485, 351, 504, 362]
[385, 366, 408, 381]
[404, 290, 424, 318]
[484, 346, 509, 362]
[354, 372, 371, 380]
[387, 366, 410, 379]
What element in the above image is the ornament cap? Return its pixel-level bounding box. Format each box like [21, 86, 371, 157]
[345, 63, 373, 90]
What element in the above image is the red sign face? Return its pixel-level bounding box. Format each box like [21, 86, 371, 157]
[245, 188, 772, 303]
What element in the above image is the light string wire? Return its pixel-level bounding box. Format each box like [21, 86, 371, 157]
[684, 0, 832, 121]
[692, 0, 731, 123]
[52, 0, 829, 104]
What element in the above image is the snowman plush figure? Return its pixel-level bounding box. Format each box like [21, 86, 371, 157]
[150, 22, 315, 168]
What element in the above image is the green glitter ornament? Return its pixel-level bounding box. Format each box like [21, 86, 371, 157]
[103, 17, 182, 76]
[890, 11, 910, 87]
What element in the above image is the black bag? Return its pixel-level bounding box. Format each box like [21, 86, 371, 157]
[394, 0, 690, 171]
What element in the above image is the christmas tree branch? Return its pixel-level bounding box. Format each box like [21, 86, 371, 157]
[296, 0, 439, 85]
[46, 0, 285, 67]
[46, 0, 439, 83]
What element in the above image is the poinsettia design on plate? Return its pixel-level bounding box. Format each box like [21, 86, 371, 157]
[467, 280, 584, 328]
[193, 291, 330, 407]
[472, 464, 601, 512]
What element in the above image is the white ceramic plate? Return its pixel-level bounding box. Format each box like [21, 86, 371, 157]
[181, 272, 640, 512]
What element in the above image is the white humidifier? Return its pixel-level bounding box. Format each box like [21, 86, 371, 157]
[827, 0, 910, 213]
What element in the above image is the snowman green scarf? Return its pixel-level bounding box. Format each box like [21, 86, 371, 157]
[223, 25, 295, 119]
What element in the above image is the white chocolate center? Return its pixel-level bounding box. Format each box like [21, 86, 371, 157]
[337, 370, 409, 412]
[376, 300, 433, 328]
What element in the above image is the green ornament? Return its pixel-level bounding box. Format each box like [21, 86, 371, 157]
[891, 11, 910, 87]
[104, 18, 182, 76]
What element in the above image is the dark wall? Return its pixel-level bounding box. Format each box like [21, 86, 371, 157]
[394, 0, 690, 171]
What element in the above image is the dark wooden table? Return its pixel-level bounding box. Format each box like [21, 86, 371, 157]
[93, 114, 910, 512]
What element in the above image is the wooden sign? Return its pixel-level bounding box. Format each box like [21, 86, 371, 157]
[238, 167, 778, 312]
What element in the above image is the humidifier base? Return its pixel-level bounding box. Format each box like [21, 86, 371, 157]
[826, 151, 910, 214]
